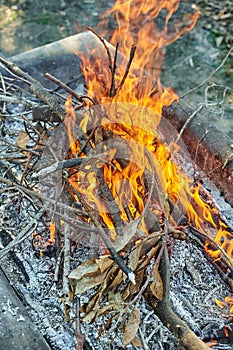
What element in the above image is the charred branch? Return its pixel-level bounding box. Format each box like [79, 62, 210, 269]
[162, 102, 233, 207]
[144, 246, 211, 350]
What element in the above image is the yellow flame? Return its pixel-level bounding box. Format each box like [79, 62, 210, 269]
[70, 0, 233, 271]
[216, 297, 233, 319]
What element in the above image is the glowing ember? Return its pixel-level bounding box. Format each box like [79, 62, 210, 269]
[216, 297, 233, 320]
[49, 221, 56, 244]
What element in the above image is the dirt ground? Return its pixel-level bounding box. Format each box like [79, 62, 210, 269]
[0, 0, 232, 137]
[0, 0, 232, 57]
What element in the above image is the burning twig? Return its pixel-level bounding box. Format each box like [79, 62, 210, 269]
[189, 226, 233, 293]
[110, 42, 119, 97]
[190, 225, 233, 270]
[33, 157, 89, 177]
[86, 27, 114, 78]
[66, 179, 136, 284]
[95, 166, 125, 235]
[139, 149, 157, 225]
[114, 44, 137, 97]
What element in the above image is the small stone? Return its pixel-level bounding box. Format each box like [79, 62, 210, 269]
[17, 315, 25, 322]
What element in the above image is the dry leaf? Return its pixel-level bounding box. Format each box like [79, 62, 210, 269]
[82, 280, 108, 322]
[69, 258, 99, 280]
[122, 284, 131, 301]
[137, 245, 160, 271]
[129, 269, 144, 296]
[131, 336, 143, 348]
[114, 217, 140, 252]
[123, 306, 140, 347]
[73, 272, 107, 295]
[16, 131, 29, 149]
[150, 265, 164, 301]
[82, 308, 98, 323]
[96, 255, 114, 273]
[128, 244, 142, 271]
[85, 292, 100, 315]
[141, 231, 162, 256]
[108, 290, 124, 308]
[98, 316, 115, 337]
[69, 258, 113, 295]
[107, 269, 123, 290]
[96, 304, 114, 317]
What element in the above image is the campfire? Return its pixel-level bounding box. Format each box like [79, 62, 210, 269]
[0, 0, 233, 349]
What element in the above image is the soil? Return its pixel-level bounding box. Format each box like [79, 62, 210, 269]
[0, 1, 232, 58]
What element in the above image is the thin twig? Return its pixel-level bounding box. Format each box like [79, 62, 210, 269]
[44, 73, 84, 104]
[0, 207, 46, 259]
[75, 106, 104, 157]
[0, 73, 7, 113]
[54, 247, 64, 282]
[0, 136, 40, 156]
[33, 157, 87, 177]
[75, 295, 86, 350]
[0, 175, 88, 218]
[179, 46, 233, 99]
[193, 128, 209, 180]
[110, 42, 119, 97]
[189, 224, 233, 270]
[95, 165, 125, 235]
[0, 56, 65, 121]
[114, 45, 136, 96]
[33, 151, 114, 178]
[141, 149, 156, 226]
[0, 94, 38, 106]
[175, 104, 203, 144]
[86, 27, 113, 76]
[138, 327, 149, 350]
[62, 213, 71, 319]
[66, 179, 136, 284]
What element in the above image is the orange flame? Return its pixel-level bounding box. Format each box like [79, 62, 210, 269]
[216, 296, 233, 319]
[80, 0, 199, 112]
[49, 221, 56, 243]
[69, 0, 233, 279]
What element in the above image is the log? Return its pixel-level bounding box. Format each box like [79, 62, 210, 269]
[144, 246, 211, 350]
[162, 103, 233, 206]
[0, 267, 51, 350]
[6, 32, 118, 90]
